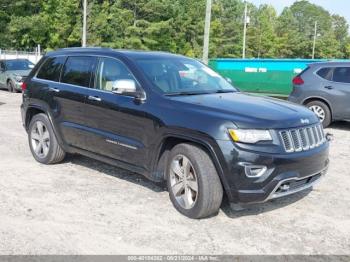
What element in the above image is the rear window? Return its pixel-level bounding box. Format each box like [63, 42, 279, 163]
[316, 67, 333, 81]
[37, 56, 66, 82]
[61, 56, 96, 88]
[333, 67, 350, 83]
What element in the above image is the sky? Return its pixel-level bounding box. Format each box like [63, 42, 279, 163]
[248, 0, 350, 24]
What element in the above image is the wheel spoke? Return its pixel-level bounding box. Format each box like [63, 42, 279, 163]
[182, 187, 192, 209]
[171, 160, 184, 178]
[35, 142, 43, 155]
[187, 179, 198, 192]
[31, 131, 40, 141]
[42, 130, 50, 142]
[172, 181, 185, 196]
[182, 156, 191, 176]
[36, 122, 44, 136]
[43, 143, 50, 156]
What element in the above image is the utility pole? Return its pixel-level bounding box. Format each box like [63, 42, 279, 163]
[82, 0, 87, 47]
[312, 21, 318, 59]
[242, 2, 248, 59]
[202, 0, 212, 65]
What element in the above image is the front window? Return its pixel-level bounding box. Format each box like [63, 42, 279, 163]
[136, 57, 237, 95]
[5, 60, 34, 71]
[95, 57, 137, 92]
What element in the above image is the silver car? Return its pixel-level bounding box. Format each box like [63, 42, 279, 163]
[0, 59, 34, 92]
[288, 62, 350, 127]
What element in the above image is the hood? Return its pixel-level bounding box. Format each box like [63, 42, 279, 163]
[10, 70, 31, 77]
[169, 92, 319, 129]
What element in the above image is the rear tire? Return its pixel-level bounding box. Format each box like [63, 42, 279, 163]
[28, 113, 66, 164]
[306, 100, 331, 128]
[166, 143, 223, 219]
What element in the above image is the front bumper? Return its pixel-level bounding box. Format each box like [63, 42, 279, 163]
[216, 140, 329, 204]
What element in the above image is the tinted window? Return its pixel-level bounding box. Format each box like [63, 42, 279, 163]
[4, 59, 34, 70]
[316, 67, 333, 80]
[37, 57, 66, 82]
[333, 67, 350, 83]
[61, 56, 96, 87]
[95, 57, 136, 91]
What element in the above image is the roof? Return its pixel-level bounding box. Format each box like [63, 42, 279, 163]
[307, 61, 350, 67]
[49, 47, 185, 60]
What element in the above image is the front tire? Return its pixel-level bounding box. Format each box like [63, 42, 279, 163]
[28, 113, 66, 164]
[166, 143, 223, 219]
[7, 81, 15, 93]
[306, 100, 331, 128]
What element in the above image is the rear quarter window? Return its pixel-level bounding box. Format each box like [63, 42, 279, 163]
[316, 67, 333, 81]
[37, 56, 66, 82]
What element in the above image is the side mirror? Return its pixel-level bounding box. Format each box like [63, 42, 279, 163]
[112, 79, 137, 95]
[112, 79, 146, 102]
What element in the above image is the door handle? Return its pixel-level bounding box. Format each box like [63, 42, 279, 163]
[49, 87, 60, 93]
[88, 95, 102, 102]
[324, 86, 333, 90]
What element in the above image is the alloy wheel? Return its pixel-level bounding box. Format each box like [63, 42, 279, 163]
[31, 121, 50, 158]
[169, 154, 199, 209]
[309, 105, 325, 122]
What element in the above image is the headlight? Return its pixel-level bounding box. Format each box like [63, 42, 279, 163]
[15, 75, 23, 82]
[228, 129, 272, 144]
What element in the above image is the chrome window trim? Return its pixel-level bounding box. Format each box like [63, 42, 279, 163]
[32, 54, 147, 101]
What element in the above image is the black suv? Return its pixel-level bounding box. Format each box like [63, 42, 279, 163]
[21, 48, 330, 218]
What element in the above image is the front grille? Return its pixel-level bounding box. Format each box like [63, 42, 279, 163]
[280, 123, 326, 153]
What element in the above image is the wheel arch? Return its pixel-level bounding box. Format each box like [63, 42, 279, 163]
[152, 134, 232, 200]
[24, 103, 67, 151]
[302, 96, 333, 119]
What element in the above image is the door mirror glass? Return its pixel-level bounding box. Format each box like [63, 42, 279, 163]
[112, 79, 137, 95]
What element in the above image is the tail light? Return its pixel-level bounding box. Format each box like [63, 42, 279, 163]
[292, 76, 304, 85]
[21, 82, 27, 91]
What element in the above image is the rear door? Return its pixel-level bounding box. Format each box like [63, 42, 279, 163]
[328, 67, 350, 119]
[33, 55, 97, 150]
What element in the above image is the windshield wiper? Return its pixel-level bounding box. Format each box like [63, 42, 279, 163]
[165, 90, 237, 96]
[214, 90, 236, 93]
[165, 91, 211, 96]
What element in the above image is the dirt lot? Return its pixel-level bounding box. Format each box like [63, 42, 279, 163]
[0, 90, 349, 255]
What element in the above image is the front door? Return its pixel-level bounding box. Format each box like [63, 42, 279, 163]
[83, 56, 153, 170]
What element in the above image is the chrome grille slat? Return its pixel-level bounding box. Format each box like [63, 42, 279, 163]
[279, 124, 326, 153]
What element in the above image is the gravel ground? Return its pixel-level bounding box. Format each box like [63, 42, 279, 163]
[0, 90, 349, 255]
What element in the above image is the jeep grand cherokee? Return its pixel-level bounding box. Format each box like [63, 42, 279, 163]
[21, 48, 330, 218]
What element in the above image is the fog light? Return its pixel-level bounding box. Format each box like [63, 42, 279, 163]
[280, 184, 290, 191]
[244, 165, 267, 178]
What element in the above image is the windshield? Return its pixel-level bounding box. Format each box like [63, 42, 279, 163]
[136, 57, 237, 95]
[5, 60, 34, 71]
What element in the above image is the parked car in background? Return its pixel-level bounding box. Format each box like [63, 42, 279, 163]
[0, 59, 34, 92]
[289, 62, 350, 127]
[21, 48, 329, 218]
